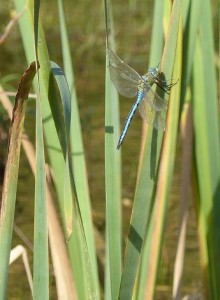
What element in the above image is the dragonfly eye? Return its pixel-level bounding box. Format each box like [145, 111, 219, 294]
[148, 67, 159, 79]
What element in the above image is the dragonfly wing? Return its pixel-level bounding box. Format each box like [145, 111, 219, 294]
[144, 82, 168, 111]
[107, 48, 141, 98]
[108, 66, 139, 97]
[138, 94, 167, 130]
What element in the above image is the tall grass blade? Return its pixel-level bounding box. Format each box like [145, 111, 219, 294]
[57, 0, 100, 297]
[0, 62, 39, 298]
[105, 58, 122, 299]
[104, 0, 122, 299]
[34, 90, 49, 299]
[32, 1, 49, 298]
[148, 0, 164, 66]
[118, 1, 182, 299]
[137, 11, 182, 300]
[192, 0, 220, 294]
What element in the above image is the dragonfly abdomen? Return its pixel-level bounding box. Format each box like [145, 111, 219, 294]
[117, 91, 145, 149]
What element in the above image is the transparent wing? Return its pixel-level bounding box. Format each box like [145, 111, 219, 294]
[107, 48, 141, 98]
[108, 66, 139, 98]
[138, 90, 168, 130]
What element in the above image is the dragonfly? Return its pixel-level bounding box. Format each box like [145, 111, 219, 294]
[107, 48, 177, 149]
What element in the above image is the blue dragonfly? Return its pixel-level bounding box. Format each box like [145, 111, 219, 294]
[107, 48, 176, 149]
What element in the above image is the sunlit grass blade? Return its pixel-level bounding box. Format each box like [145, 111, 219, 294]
[57, 0, 100, 297]
[104, 0, 122, 299]
[118, 1, 181, 299]
[137, 13, 182, 300]
[0, 62, 39, 298]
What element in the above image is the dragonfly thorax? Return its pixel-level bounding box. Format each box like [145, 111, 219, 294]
[137, 78, 147, 92]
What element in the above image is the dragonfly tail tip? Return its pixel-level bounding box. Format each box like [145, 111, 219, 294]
[116, 142, 121, 150]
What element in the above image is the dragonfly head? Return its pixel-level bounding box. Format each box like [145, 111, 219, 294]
[148, 67, 159, 78]
[142, 66, 160, 85]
